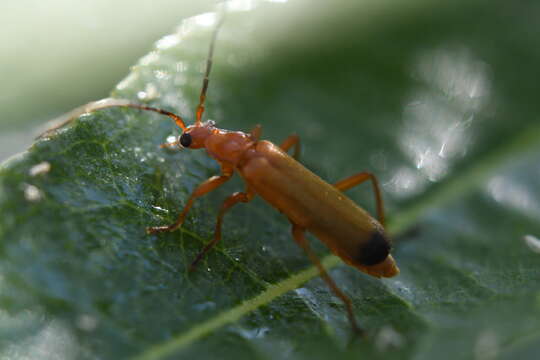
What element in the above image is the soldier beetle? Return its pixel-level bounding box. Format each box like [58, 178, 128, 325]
[42, 13, 399, 334]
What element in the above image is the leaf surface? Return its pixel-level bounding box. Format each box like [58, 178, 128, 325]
[1, 1, 540, 359]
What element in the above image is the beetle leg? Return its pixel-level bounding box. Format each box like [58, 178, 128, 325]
[250, 124, 262, 141]
[159, 140, 181, 150]
[189, 188, 256, 271]
[290, 223, 363, 335]
[147, 164, 234, 234]
[280, 134, 301, 160]
[333, 172, 386, 227]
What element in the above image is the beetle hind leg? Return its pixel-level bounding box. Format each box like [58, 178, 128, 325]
[290, 222, 364, 336]
[333, 172, 385, 227]
[280, 134, 301, 160]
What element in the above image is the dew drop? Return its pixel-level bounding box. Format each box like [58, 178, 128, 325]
[151, 205, 169, 214]
[237, 326, 269, 339]
[193, 301, 216, 312]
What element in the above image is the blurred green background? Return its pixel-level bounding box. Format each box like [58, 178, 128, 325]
[0, 0, 214, 160]
[1, 1, 540, 359]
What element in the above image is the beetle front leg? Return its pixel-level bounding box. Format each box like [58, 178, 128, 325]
[159, 141, 181, 150]
[147, 165, 233, 234]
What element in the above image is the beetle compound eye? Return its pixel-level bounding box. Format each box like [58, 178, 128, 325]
[180, 133, 192, 147]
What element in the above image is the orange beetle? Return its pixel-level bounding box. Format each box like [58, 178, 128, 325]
[43, 14, 399, 334]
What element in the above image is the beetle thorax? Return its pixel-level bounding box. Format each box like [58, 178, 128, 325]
[204, 129, 255, 165]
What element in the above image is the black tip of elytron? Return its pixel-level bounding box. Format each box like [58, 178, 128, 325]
[356, 230, 391, 266]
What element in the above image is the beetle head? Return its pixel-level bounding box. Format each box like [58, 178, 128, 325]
[178, 120, 216, 149]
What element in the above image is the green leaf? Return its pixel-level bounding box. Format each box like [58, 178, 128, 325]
[2, 1, 540, 359]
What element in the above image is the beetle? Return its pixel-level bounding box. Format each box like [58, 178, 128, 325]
[42, 14, 399, 334]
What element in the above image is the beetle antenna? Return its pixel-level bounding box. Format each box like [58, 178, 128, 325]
[124, 104, 187, 131]
[37, 98, 187, 139]
[195, 9, 225, 126]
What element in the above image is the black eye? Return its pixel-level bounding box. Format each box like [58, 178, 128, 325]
[180, 133, 192, 147]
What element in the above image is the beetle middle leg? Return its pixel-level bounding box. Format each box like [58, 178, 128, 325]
[290, 223, 363, 335]
[189, 188, 256, 271]
[333, 172, 385, 227]
[250, 124, 262, 141]
[280, 134, 301, 160]
[147, 164, 234, 234]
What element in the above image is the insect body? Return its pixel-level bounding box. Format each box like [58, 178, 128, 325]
[43, 13, 399, 334]
[239, 140, 398, 278]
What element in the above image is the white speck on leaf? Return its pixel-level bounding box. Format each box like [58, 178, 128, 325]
[474, 330, 499, 360]
[24, 184, 42, 202]
[375, 326, 404, 351]
[76, 314, 98, 332]
[29, 161, 51, 176]
[524, 234, 540, 253]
